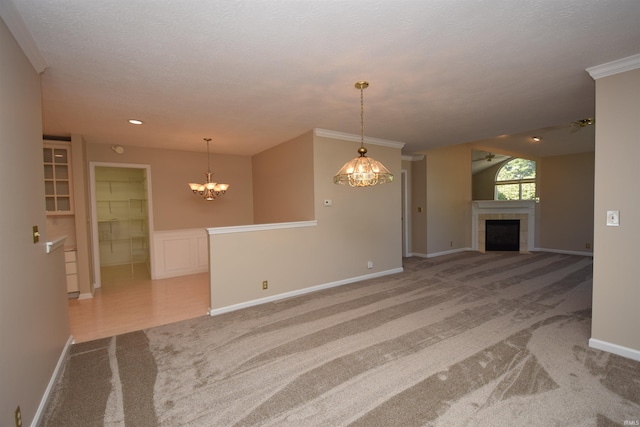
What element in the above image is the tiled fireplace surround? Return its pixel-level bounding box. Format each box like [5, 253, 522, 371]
[471, 200, 536, 253]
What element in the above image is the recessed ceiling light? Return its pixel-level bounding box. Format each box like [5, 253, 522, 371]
[128, 119, 143, 125]
[531, 136, 541, 142]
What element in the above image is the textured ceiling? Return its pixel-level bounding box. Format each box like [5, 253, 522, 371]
[8, 0, 640, 156]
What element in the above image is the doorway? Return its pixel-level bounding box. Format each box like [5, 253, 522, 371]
[90, 163, 154, 288]
[401, 170, 410, 257]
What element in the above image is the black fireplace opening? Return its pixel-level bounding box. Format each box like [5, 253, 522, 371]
[485, 219, 520, 251]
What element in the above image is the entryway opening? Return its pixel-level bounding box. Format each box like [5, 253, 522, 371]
[90, 163, 153, 288]
[485, 219, 520, 251]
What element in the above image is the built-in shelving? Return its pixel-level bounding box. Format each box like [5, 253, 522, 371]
[43, 142, 73, 214]
[95, 167, 149, 273]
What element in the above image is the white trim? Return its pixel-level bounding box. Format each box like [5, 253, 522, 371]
[32, 335, 73, 427]
[408, 252, 428, 258]
[314, 128, 405, 149]
[586, 53, 640, 80]
[424, 248, 472, 258]
[589, 338, 640, 362]
[0, 0, 48, 73]
[209, 267, 403, 316]
[77, 292, 93, 300]
[207, 220, 317, 235]
[534, 247, 593, 257]
[45, 236, 67, 253]
[401, 154, 424, 161]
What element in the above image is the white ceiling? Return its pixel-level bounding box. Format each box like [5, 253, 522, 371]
[7, 0, 640, 156]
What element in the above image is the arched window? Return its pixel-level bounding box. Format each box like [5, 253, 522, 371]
[495, 158, 536, 200]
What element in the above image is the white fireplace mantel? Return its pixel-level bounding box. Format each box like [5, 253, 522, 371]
[471, 200, 536, 252]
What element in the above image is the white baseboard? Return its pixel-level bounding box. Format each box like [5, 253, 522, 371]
[78, 292, 93, 300]
[409, 248, 471, 259]
[589, 338, 640, 362]
[535, 247, 593, 257]
[32, 335, 74, 427]
[209, 267, 404, 317]
[412, 248, 593, 258]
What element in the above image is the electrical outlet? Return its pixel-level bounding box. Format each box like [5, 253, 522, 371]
[15, 406, 22, 427]
[606, 210, 620, 226]
[586, 243, 591, 249]
[262, 280, 268, 290]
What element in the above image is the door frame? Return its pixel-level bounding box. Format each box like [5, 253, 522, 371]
[89, 162, 155, 288]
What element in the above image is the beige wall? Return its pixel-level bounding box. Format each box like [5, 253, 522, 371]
[538, 152, 594, 253]
[0, 18, 70, 426]
[591, 67, 640, 356]
[425, 144, 472, 254]
[252, 131, 315, 224]
[208, 133, 403, 310]
[86, 144, 254, 230]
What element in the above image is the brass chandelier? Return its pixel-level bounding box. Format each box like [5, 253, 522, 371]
[333, 81, 393, 187]
[188, 138, 229, 201]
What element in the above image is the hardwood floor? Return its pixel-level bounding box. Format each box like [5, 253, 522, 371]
[68, 264, 210, 343]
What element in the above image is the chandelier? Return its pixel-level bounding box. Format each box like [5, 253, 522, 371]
[188, 138, 229, 201]
[333, 81, 393, 187]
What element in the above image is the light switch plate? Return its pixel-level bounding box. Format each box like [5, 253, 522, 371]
[606, 210, 619, 227]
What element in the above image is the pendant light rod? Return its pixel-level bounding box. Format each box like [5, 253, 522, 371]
[333, 81, 393, 187]
[356, 81, 368, 153]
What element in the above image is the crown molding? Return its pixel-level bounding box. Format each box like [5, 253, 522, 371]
[401, 154, 424, 161]
[0, 0, 48, 73]
[586, 53, 640, 80]
[314, 128, 405, 149]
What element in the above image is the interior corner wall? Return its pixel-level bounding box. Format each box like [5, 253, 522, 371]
[0, 17, 70, 427]
[208, 133, 403, 310]
[85, 144, 254, 230]
[252, 131, 315, 224]
[591, 67, 640, 356]
[312, 135, 403, 276]
[538, 151, 594, 253]
[425, 144, 472, 254]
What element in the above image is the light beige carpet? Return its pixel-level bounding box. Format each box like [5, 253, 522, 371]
[43, 252, 640, 426]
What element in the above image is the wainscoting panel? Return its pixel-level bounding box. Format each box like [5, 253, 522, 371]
[152, 229, 209, 279]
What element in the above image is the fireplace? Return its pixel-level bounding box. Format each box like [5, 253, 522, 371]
[471, 201, 535, 253]
[485, 219, 520, 251]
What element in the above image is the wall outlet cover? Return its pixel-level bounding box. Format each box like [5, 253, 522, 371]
[606, 210, 620, 226]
